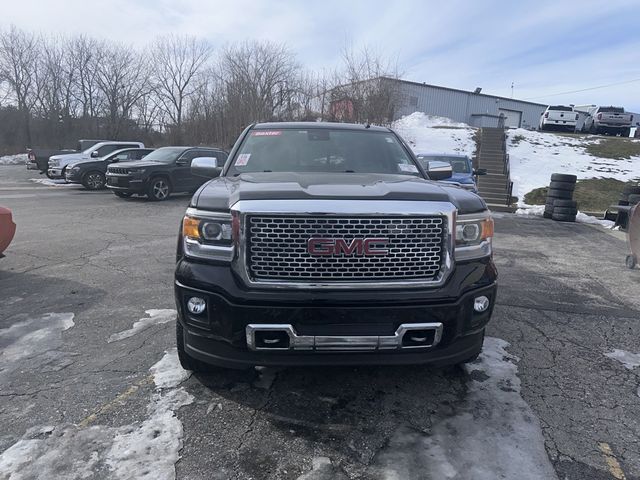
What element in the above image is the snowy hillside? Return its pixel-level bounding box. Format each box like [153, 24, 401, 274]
[393, 113, 640, 209]
[393, 113, 476, 157]
[0, 153, 28, 165]
[507, 129, 640, 205]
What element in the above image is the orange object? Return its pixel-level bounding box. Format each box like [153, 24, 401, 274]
[0, 206, 16, 256]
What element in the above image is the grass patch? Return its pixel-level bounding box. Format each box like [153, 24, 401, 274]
[524, 177, 640, 212]
[511, 134, 526, 145]
[585, 138, 640, 159]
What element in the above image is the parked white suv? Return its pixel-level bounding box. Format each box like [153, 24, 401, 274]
[539, 105, 578, 132]
[48, 141, 145, 179]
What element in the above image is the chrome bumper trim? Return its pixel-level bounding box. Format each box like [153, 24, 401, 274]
[246, 322, 444, 352]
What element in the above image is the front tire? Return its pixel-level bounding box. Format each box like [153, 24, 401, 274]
[82, 171, 106, 190]
[147, 176, 171, 201]
[458, 330, 485, 365]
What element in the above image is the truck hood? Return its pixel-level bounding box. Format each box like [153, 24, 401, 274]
[193, 172, 486, 214]
[111, 160, 164, 169]
[50, 152, 86, 162]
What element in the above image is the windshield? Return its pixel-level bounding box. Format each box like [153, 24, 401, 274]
[416, 155, 471, 174]
[227, 128, 421, 176]
[138, 147, 186, 163]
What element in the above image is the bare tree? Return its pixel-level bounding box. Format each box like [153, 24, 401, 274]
[0, 26, 41, 145]
[328, 45, 403, 125]
[150, 35, 212, 144]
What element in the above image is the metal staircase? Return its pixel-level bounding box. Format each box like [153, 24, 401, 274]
[476, 127, 515, 212]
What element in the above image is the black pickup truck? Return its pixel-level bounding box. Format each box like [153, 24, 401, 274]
[174, 122, 497, 371]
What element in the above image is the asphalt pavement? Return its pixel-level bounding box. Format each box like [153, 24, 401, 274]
[1, 164, 639, 480]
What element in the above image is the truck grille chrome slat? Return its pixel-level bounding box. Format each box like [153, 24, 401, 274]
[247, 215, 445, 282]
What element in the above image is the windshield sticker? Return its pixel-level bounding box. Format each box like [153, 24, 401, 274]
[235, 153, 251, 166]
[251, 130, 282, 137]
[385, 137, 394, 143]
[398, 164, 419, 173]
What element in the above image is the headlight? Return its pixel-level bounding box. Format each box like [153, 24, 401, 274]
[71, 166, 80, 172]
[49, 160, 59, 167]
[182, 208, 234, 262]
[129, 169, 145, 175]
[455, 212, 493, 260]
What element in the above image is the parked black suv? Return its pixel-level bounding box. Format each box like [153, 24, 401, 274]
[66, 148, 154, 190]
[106, 146, 228, 200]
[175, 122, 497, 371]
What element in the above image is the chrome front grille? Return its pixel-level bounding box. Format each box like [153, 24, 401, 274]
[247, 215, 445, 282]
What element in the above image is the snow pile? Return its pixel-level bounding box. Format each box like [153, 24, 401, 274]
[507, 129, 640, 205]
[515, 206, 616, 228]
[29, 178, 78, 187]
[108, 309, 177, 343]
[393, 112, 476, 157]
[373, 337, 558, 479]
[0, 153, 27, 165]
[150, 347, 192, 389]
[0, 349, 193, 479]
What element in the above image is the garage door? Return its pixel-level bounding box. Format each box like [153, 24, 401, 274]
[498, 109, 522, 128]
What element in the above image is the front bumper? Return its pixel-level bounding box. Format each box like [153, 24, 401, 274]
[47, 168, 65, 179]
[106, 176, 145, 193]
[65, 170, 81, 183]
[175, 257, 497, 368]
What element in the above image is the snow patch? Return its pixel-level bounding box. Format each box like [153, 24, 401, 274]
[150, 348, 191, 389]
[108, 309, 177, 343]
[605, 349, 640, 370]
[0, 349, 194, 479]
[0, 153, 27, 165]
[0, 312, 75, 381]
[506, 129, 640, 206]
[372, 337, 558, 480]
[516, 205, 616, 228]
[29, 178, 79, 187]
[393, 112, 476, 157]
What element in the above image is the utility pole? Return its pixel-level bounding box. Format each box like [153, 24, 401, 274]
[511, 82, 514, 99]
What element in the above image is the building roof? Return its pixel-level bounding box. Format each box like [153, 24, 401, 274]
[382, 77, 548, 108]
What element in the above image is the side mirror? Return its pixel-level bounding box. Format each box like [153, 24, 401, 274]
[191, 157, 221, 178]
[427, 160, 453, 181]
[474, 168, 487, 176]
[91, 151, 100, 158]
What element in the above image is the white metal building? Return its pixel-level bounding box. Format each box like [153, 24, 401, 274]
[388, 78, 547, 129]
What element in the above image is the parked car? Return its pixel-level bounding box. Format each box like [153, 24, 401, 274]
[174, 122, 496, 372]
[582, 106, 633, 136]
[27, 140, 108, 173]
[106, 146, 228, 201]
[0, 206, 16, 258]
[539, 105, 578, 132]
[415, 153, 485, 193]
[65, 148, 154, 190]
[48, 141, 144, 179]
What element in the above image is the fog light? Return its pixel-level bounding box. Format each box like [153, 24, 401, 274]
[187, 297, 206, 315]
[474, 296, 490, 313]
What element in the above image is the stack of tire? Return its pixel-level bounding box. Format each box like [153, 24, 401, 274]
[543, 174, 578, 222]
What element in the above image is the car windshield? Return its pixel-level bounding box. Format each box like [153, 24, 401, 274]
[416, 155, 471, 174]
[227, 128, 421, 176]
[139, 147, 186, 163]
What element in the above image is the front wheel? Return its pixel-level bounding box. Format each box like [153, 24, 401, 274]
[176, 322, 216, 373]
[147, 177, 171, 201]
[82, 171, 106, 190]
[626, 255, 637, 269]
[458, 330, 485, 365]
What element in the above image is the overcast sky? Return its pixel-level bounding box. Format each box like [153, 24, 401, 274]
[2, 0, 639, 111]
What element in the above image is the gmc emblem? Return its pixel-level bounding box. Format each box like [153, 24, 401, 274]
[307, 238, 389, 256]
